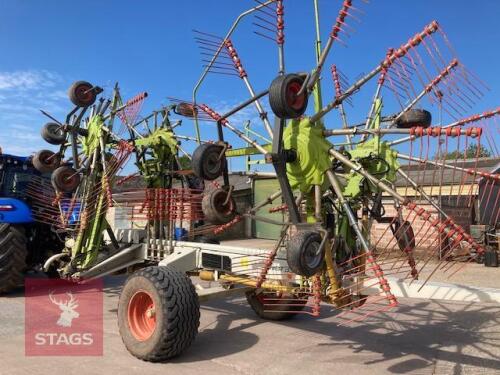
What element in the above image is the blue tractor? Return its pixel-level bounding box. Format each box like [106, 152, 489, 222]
[0, 152, 62, 293]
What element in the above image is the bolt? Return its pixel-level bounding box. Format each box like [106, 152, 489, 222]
[146, 308, 156, 318]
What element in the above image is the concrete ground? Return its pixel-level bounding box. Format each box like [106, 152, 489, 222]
[1, 274, 500, 375]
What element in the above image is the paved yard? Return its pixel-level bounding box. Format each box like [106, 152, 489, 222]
[1, 275, 500, 375]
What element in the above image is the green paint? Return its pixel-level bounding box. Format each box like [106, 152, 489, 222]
[341, 99, 399, 198]
[283, 117, 332, 193]
[81, 115, 104, 156]
[135, 127, 178, 187]
[226, 143, 272, 157]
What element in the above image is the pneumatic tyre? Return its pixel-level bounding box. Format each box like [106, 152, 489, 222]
[0, 224, 27, 294]
[392, 219, 416, 253]
[51, 166, 80, 193]
[269, 73, 308, 119]
[201, 188, 236, 224]
[191, 143, 225, 181]
[68, 81, 97, 107]
[246, 289, 306, 321]
[118, 266, 200, 362]
[32, 149, 60, 173]
[286, 230, 324, 277]
[396, 109, 432, 128]
[41, 122, 66, 145]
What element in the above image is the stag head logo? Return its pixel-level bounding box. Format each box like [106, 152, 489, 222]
[49, 291, 80, 328]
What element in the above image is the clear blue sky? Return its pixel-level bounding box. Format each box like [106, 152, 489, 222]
[0, 0, 499, 166]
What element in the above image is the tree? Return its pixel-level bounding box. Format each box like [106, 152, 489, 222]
[435, 143, 491, 160]
[178, 155, 191, 169]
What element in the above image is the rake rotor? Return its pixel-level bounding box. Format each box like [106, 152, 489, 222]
[186, 0, 499, 323]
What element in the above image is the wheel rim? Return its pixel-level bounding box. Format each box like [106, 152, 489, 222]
[47, 124, 64, 137]
[55, 168, 79, 191]
[74, 84, 94, 104]
[303, 241, 322, 269]
[213, 190, 234, 216]
[127, 290, 156, 341]
[286, 81, 305, 110]
[40, 151, 57, 167]
[205, 151, 221, 176]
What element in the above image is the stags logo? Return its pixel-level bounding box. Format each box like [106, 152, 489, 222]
[49, 291, 80, 327]
[25, 278, 103, 356]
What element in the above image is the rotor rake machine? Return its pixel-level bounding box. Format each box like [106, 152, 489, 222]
[24, 0, 500, 363]
[132, 0, 497, 356]
[30, 76, 223, 273]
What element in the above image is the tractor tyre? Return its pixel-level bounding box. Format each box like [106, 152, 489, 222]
[246, 288, 307, 321]
[286, 230, 324, 277]
[51, 166, 80, 193]
[201, 188, 236, 224]
[0, 224, 27, 294]
[68, 81, 97, 107]
[396, 109, 432, 128]
[269, 73, 308, 119]
[191, 143, 225, 181]
[118, 266, 200, 362]
[32, 149, 60, 173]
[41, 122, 65, 145]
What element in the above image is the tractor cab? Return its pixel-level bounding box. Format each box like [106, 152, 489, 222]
[0, 153, 41, 224]
[0, 154, 40, 198]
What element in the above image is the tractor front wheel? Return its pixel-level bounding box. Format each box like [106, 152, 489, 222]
[0, 224, 27, 294]
[118, 266, 200, 362]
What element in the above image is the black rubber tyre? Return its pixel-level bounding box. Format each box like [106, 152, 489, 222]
[286, 231, 324, 277]
[269, 73, 308, 119]
[191, 144, 225, 181]
[246, 289, 307, 321]
[396, 109, 432, 129]
[41, 122, 65, 145]
[393, 219, 416, 253]
[118, 266, 200, 362]
[0, 224, 27, 294]
[201, 188, 236, 224]
[68, 80, 97, 107]
[51, 166, 80, 193]
[32, 149, 60, 173]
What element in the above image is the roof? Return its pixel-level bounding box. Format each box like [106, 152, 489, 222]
[0, 154, 30, 164]
[112, 157, 500, 194]
[395, 157, 500, 187]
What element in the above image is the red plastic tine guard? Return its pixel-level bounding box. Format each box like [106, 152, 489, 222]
[331, 65, 343, 99]
[329, 0, 369, 47]
[223, 39, 247, 79]
[116, 92, 147, 135]
[252, 0, 285, 45]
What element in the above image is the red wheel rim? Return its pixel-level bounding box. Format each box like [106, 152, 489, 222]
[127, 290, 156, 341]
[75, 84, 94, 104]
[285, 81, 305, 110]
